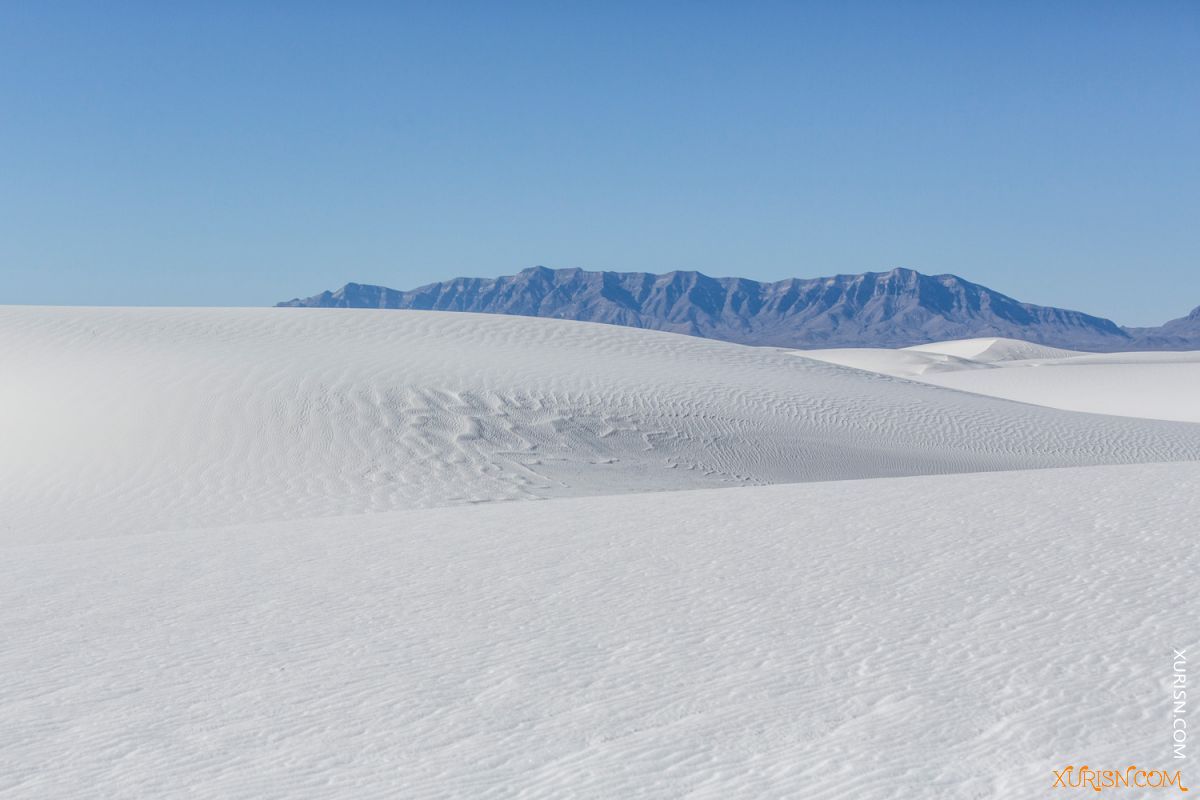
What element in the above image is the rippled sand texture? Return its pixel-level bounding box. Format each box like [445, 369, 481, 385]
[4, 308, 1200, 543]
[2, 463, 1197, 799]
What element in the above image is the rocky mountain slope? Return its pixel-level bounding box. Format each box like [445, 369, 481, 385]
[1123, 304, 1200, 350]
[279, 266, 1196, 350]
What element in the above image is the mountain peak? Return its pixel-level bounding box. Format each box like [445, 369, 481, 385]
[878, 266, 921, 278]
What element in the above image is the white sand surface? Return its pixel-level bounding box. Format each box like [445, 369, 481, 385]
[4, 311, 1198, 798]
[2, 462, 1196, 799]
[3, 309, 1199, 544]
[802, 336, 1200, 423]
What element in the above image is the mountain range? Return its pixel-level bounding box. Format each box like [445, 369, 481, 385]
[278, 266, 1200, 351]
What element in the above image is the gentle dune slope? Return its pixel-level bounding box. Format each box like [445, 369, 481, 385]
[802, 336, 1087, 377]
[803, 336, 1200, 422]
[906, 336, 1083, 362]
[4, 308, 1200, 543]
[3, 462, 1196, 799]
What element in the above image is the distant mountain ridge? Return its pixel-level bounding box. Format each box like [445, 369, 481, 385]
[1122, 304, 1200, 351]
[278, 266, 1199, 351]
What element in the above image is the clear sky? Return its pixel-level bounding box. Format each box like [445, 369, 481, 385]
[1, 2, 1197, 325]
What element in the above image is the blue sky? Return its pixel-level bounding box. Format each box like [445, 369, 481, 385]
[1, 2, 1196, 325]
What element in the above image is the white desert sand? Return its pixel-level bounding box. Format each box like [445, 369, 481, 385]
[801, 337, 1200, 423]
[2, 309, 1198, 799]
[2, 309, 1200, 544]
[2, 463, 1196, 798]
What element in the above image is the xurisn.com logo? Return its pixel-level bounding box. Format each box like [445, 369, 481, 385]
[1051, 766, 1188, 793]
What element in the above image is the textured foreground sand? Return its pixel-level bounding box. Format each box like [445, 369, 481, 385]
[2, 463, 1196, 799]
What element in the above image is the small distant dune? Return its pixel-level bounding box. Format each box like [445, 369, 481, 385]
[803, 336, 1200, 423]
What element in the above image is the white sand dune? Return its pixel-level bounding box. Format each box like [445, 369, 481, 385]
[802, 336, 1200, 423]
[4, 308, 1200, 544]
[2, 462, 1196, 799]
[906, 336, 1084, 362]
